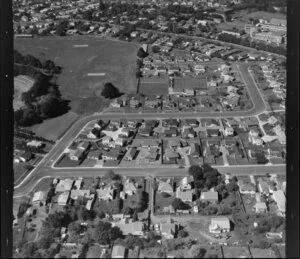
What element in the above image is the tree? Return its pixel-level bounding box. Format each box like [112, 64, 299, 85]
[92, 221, 123, 245]
[161, 192, 171, 198]
[178, 229, 188, 238]
[137, 48, 147, 58]
[97, 211, 106, 219]
[151, 45, 160, 53]
[172, 198, 190, 211]
[104, 170, 121, 180]
[101, 82, 120, 99]
[226, 182, 239, 192]
[123, 207, 133, 216]
[68, 222, 81, 235]
[254, 152, 269, 164]
[188, 165, 203, 181]
[56, 21, 68, 36]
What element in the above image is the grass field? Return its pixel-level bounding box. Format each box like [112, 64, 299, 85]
[14, 36, 139, 114]
[28, 111, 79, 141]
[174, 77, 207, 90]
[139, 77, 169, 95]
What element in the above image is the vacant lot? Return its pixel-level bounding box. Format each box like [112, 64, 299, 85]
[154, 192, 175, 214]
[174, 77, 207, 90]
[139, 77, 169, 95]
[15, 36, 139, 114]
[14, 75, 35, 110]
[28, 111, 78, 141]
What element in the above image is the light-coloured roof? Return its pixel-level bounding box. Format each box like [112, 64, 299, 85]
[211, 217, 230, 229]
[113, 221, 144, 235]
[70, 190, 90, 200]
[111, 245, 126, 258]
[32, 191, 46, 203]
[55, 179, 74, 193]
[57, 192, 70, 205]
[200, 191, 218, 201]
[273, 190, 286, 212]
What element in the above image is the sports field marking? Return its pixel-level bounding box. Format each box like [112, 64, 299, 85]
[73, 44, 89, 47]
[87, 73, 106, 76]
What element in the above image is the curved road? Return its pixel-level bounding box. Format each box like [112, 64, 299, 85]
[14, 62, 285, 197]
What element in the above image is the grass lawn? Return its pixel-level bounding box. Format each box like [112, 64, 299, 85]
[174, 77, 207, 90]
[250, 248, 277, 258]
[28, 111, 79, 141]
[14, 163, 29, 184]
[139, 77, 169, 95]
[54, 154, 80, 168]
[29, 177, 54, 197]
[154, 192, 175, 213]
[243, 11, 286, 20]
[241, 193, 256, 214]
[15, 36, 139, 114]
[222, 246, 251, 258]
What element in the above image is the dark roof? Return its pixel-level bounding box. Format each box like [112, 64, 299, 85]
[206, 129, 220, 136]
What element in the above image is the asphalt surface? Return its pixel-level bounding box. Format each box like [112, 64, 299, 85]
[13, 62, 284, 197]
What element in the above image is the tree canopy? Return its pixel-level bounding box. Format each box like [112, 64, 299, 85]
[101, 82, 121, 99]
[92, 221, 123, 245]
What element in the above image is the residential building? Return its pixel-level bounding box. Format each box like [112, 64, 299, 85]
[124, 179, 137, 196]
[70, 190, 90, 200]
[158, 179, 173, 193]
[32, 191, 47, 206]
[176, 187, 193, 203]
[57, 192, 70, 206]
[272, 190, 286, 214]
[237, 179, 256, 194]
[55, 179, 74, 193]
[127, 147, 138, 161]
[26, 140, 43, 148]
[70, 149, 85, 161]
[160, 221, 177, 239]
[200, 191, 218, 203]
[209, 217, 231, 234]
[96, 186, 114, 201]
[111, 245, 128, 258]
[254, 202, 267, 213]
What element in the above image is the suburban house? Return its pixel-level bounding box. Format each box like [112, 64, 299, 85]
[206, 129, 220, 137]
[55, 179, 74, 193]
[111, 245, 128, 258]
[102, 136, 113, 145]
[200, 191, 219, 203]
[176, 187, 193, 203]
[182, 127, 195, 138]
[248, 129, 263, 146]
[57, 192, 70, 206]
[96, 186, 114, 201]
[160, 221, 177, 239]
[146, 151, 158, 162]
[272, 190, 286, 215]
[32, 191, 47, 206]
[254, 202, 268, 213]
[165, 148, 180, 163]
[126, 147, 138, 161]
[19, 152, 33, 162]
[87, 150, 102, 160]
[87, 128, 101, 139]
[189, 143, 201, 158]
[26, 140, 43, 148]
[139, 128, 152, 137]
[141, 139, 160, 148]
[102, 149, 121, 161]
[70, 190, 90, 200]
[70, 149, 85, 161]
[77, 141, 91, 151]
[124, 179, 137, 196]
[86, 194, 95, 211]
[184, 119, 199, 127]
[237, 179, 256, 194]
[115, 137, 126, 147]
[209, 217, 231, 234]
[179, 176, 193, 191]
[224, 127, 234, 136]
[258, 179, 270, 196]
[157, 179, 174, 193]
[165, 128, 178, 137]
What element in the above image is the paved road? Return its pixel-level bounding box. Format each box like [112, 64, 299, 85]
[13, 62, 282, 197]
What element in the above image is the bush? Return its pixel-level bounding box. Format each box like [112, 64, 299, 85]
[178, 229, 189, 238]
[101, 82, 121, 99]
[161, 192, 171, 198]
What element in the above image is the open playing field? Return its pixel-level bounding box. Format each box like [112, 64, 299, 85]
[139, 77, 169, 95]
[14, 75, 35, 110]
[14, 36, 140, 114]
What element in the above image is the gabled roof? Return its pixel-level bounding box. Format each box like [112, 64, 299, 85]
[158, 181, 173, 193]
[210, 217, 230, 229]
[200, 191, 218, 201]
[55, 179, 74, 193]
[124, 181, 137, 192]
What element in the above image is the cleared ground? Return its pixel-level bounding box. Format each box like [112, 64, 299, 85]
[14, 75, 35, 110]
[14, 36, 139, 114]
